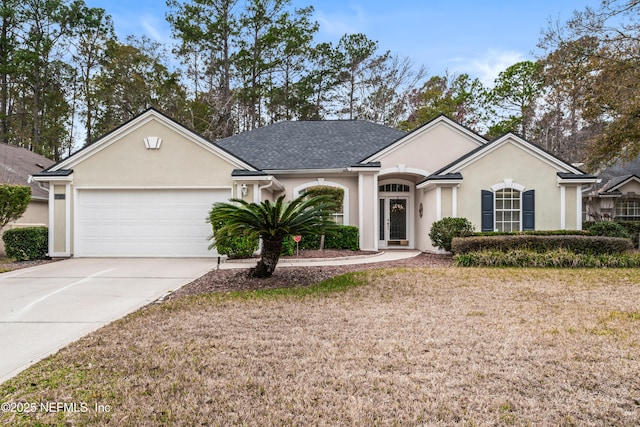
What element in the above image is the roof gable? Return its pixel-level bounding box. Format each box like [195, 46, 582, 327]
[217, 120, 406, 171]
[602, 174, 640, 193]
[48, 109, 257, 172]
[432, 132, 585, 176]
[362, 115, 486, 164]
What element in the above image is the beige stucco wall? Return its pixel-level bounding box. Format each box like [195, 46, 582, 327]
[0, 199, 49, 255]
[417, 189, 439, 251]
[359, 173, 378, 250]
[274, 175, 360, 227]
[53, 185, 67, 254]
[440, 187, 453, 218]
[565, 186, 578, 230]
[454, 140, 575, 232]
[72, 121, 238, 188]
[376, 122, 482, 176]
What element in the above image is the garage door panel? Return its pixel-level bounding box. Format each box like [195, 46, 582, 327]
[76, 189, 227, 257]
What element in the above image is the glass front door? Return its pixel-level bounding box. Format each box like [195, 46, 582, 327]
[379, 197, 408, 246]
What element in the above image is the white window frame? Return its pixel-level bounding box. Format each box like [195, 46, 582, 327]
[293, 180, 349, 225]
[615, 198, 640, 221]
[491, 180, 526, 232]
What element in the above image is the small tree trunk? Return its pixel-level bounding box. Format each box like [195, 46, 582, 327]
[252, 237, 283, 278]
[319, 233, 325, 251]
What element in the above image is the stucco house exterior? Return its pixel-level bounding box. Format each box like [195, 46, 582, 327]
[0, 143, 54, 254]
[32, 109, 597, 258]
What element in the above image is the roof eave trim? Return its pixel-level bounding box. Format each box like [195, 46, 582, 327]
[31, 173, 74, 183]
[263, 168, 351, 175]
[417, 178, 463, 190]
[557, 176, 600, 185]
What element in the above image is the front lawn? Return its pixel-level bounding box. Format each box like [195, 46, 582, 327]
[1, 268, 639, 425]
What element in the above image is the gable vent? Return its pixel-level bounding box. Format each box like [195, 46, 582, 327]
[144, 136, 162, 150]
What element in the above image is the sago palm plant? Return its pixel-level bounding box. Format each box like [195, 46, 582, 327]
[209, 194, 339, 278]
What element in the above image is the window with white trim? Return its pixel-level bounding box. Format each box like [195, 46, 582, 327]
[615, 199, 640, 220]
[495, 188, 521, 232]
[302, 186, 345, 224]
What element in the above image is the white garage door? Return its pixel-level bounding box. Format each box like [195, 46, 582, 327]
[76, 189, 230, 257]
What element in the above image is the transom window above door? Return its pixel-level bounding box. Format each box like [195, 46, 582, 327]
[379, 183, 410, 192]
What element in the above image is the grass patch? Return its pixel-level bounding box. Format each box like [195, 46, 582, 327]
[221, 270, 369, 300]
[2, 268, 640, 426]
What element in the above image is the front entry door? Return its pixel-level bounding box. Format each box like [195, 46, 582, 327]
[379, 197, 409, 247]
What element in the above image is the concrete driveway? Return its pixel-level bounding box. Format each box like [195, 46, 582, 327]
[0, 258, 214, 384]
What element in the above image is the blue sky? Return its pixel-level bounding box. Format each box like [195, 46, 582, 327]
[84, 0, 600, 85]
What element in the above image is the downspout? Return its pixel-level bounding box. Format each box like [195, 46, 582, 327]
[255, 180, 275, 256]
[258, 180, 274, 203]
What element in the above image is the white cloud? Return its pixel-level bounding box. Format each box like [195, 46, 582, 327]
[141, 14, 171, 45]
[313, 5, 369, 40]
[467, 49, 527, 86]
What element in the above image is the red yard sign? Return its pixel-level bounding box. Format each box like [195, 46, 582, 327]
[293, 235, 302, 243]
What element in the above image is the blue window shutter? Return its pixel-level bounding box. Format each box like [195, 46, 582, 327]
[523, 189, 535, 231]
[481, 190, 494, 232]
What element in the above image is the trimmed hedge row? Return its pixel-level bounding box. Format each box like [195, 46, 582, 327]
[2, 226, 48, 261]
[472, 230, 590, 237]
[584, 221, 640, 248]
[451, 234, 633, 255]
[455, 249, 640, 268]
[282, 225, 360, 256]
[298, 225, 359, 251]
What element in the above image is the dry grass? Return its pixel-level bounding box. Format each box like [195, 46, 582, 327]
[2, 267, 640, 426]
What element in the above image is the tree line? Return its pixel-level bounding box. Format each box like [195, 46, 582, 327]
[1, 0, 637, 171]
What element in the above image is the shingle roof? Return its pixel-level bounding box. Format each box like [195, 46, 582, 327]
[216, 120, 407, 170]
[0, 144, 54, 200]
[593, 156, 640, 194]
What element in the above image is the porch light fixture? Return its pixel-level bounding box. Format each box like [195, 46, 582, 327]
[144, 136, 162, 149]
[241, 183, 248, 196]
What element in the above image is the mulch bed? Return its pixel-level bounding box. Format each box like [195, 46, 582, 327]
[167, 252, 453, 300]
[0, 258, 60, 272]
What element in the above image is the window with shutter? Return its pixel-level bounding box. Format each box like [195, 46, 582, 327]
[522, 190, 535, 230]
[481, 190, 494, 232]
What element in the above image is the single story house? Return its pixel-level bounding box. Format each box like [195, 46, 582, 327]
[0, 143, 54, 254]
[584, 155, 640, 222]
[33, 109, 597, 257]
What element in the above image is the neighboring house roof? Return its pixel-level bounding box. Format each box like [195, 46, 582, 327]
[217, 120, 407, 170]
[0, 143, 54, 200]
[590, 155, 640, 195]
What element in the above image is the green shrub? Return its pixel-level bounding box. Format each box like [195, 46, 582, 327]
[616, 221, 640, 248]
[3, 226, 48, 261]
[0, 185, 31, 227]
[451, 234, 633, 255]
[455, 248, 640, 268]
[210, 220, 258, 258]
[429, 217, 475, 252]
[324, 225, 359, 250]
[588, 221, 630, 239]
[296, 226, 359, 251]
[281, 235, 295, 256]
